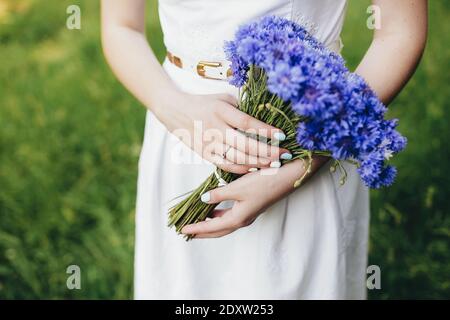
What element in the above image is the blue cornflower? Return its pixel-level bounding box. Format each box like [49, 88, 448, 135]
[267, 62, 305, 101]
[224, 15, 407, 188]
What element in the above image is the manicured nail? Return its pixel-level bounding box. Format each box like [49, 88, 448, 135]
[248, 167, 258, 172]
[200, 192, 211, 203]
[273, 132, 286, 141]
[270, 161, 281, 168]
[280, 152, 292, 160]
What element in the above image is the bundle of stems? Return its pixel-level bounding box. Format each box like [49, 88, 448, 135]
[168, 67, 335, 239]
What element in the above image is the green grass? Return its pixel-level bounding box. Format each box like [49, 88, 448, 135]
[0, 0, 448, 299]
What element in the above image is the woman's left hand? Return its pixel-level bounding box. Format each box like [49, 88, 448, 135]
[181, 156, 328, 238]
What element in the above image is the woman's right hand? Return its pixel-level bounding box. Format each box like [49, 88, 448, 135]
[155, 90, 292, 174]
[100, 2, 289, 174]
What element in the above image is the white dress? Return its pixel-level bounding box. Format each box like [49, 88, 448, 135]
[135, 0, 370, 299]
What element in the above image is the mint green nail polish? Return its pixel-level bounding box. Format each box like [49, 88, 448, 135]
[280, 153, 292, 160]
[273, 132, 286, 141]
[200, 192, 211, 203]
[270, 161, 281, 168]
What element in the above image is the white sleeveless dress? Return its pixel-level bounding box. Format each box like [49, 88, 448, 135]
[135, 0, 370, 299]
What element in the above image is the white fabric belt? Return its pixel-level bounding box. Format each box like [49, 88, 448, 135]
[166, 37, 343, 81]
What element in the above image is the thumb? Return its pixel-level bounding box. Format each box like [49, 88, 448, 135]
[200, 185, 236, 204]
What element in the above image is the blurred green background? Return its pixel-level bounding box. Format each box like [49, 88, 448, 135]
[0, 0, 448, 299]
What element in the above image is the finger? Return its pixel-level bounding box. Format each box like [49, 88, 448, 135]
[224, 128, 290, 162]
[210, 209, 229, 218]
[203, 142, 250, 174]
[215, 144, 271, 167]
[193, 229, 234, 239]
[199, 185, 239, 204]
[209, 153, 250, 174]
[181, 215, 239, 235]
[221, 105, 286, 141]
[194, 209, 240, 238]
[215, 93, 238, 107]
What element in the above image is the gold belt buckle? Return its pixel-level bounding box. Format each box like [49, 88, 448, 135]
[197, 61, 231, 80]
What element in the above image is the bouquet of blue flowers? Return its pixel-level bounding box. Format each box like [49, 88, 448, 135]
[168, 16, 406, 238]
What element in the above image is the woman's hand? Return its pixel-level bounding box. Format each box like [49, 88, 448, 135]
[157, 90, 292, 174]
[181, 156, 329, 238]
[101, 0, 291, 174]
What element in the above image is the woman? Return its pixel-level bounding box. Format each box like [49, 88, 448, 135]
[101, 0, 427, 299]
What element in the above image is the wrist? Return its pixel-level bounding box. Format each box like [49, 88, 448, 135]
[150, 85, 186, 123]
[284, 156, 329, 187]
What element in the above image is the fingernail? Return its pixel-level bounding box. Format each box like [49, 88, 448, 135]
[280, 152, 292, 160]
[248, 167, 258, 172]
[200, 192, 211, 203]
[270, 161, 281, 168]
[273, 132, 286, 141]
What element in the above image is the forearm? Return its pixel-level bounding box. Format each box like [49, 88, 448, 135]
[355, 36, 426, 104]
[355, 0, 428, 104]
[101, 2, 179, 119]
